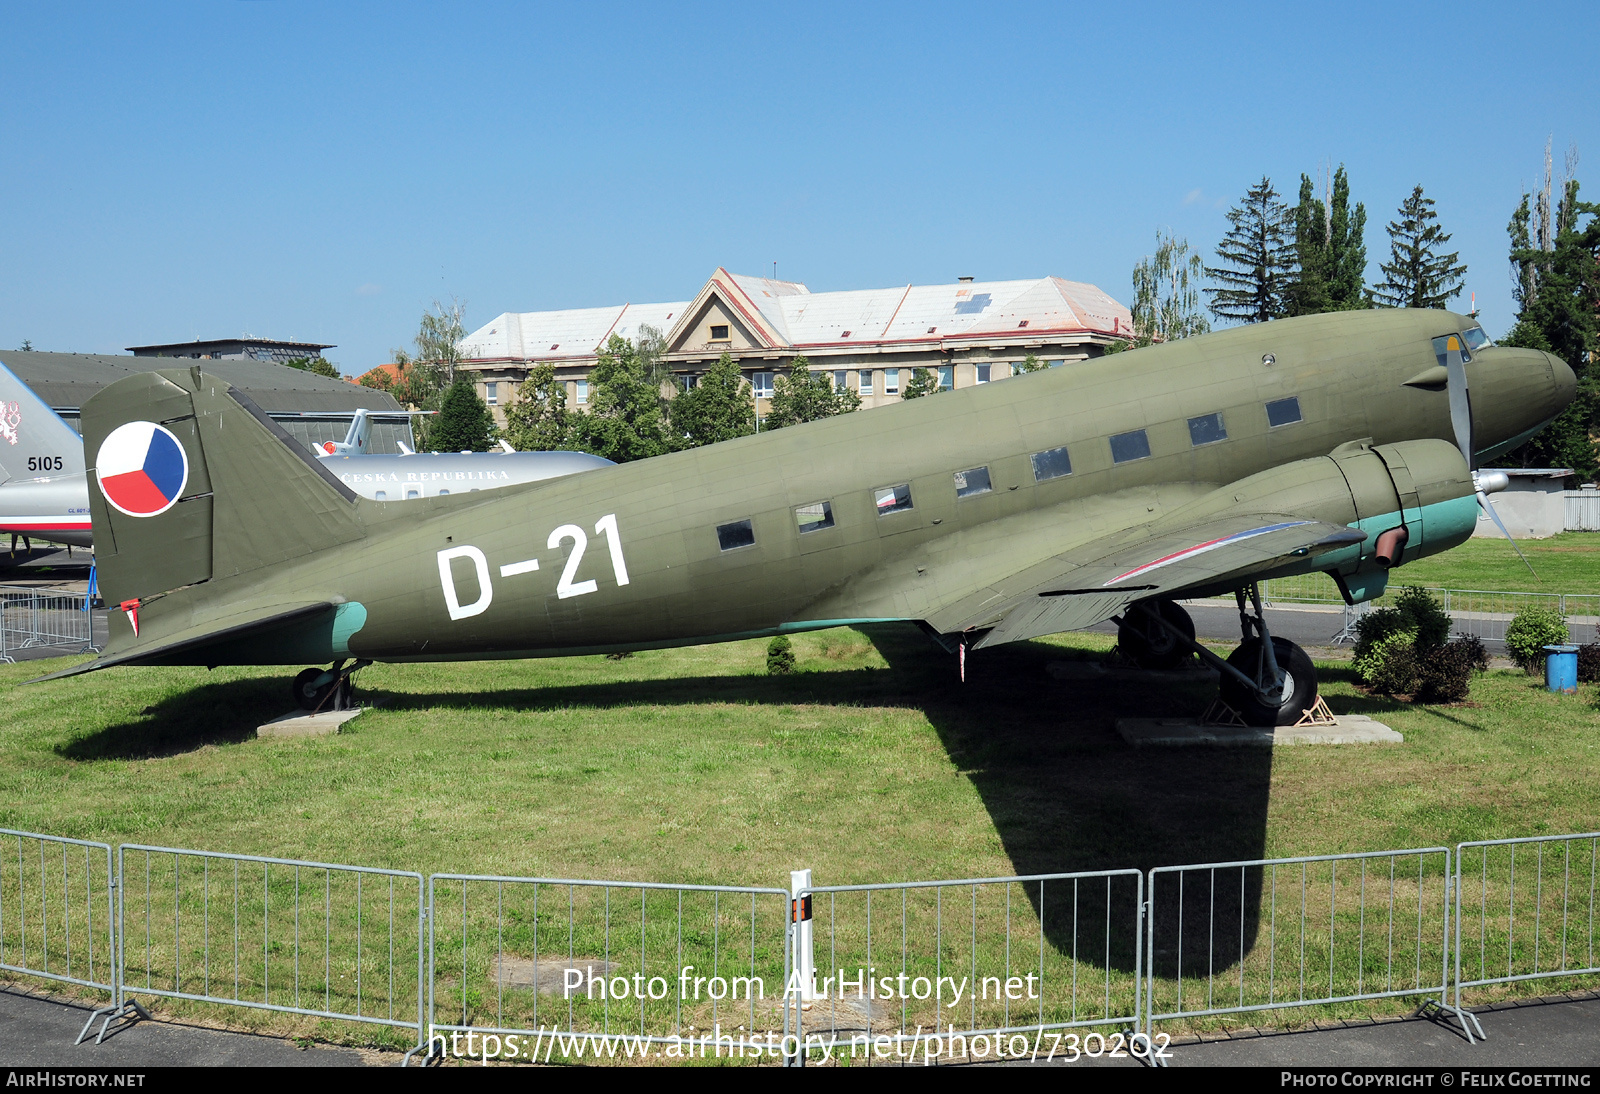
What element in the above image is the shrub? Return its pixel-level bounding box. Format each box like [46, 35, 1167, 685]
[1394, 585, 1452, 650]
[1354, 630, 1421, 695]
[766, 635, 795, 675]
[1504, 605, 1569, 673]
[1416, 639, 1484, 703]
[1576, 643, 1600, 684]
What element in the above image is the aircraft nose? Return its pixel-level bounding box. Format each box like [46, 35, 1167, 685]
[1546, 349, 1577, 407]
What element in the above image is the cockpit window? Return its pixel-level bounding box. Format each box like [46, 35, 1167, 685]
[1462, 326, 1490, 352]
[1432, 334, 1472, 366]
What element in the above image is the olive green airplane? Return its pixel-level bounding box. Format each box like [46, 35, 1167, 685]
[43, 308, 1574, 726]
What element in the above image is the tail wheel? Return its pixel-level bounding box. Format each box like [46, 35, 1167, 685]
[1117, 600, 1196, 669]
[292, 668, 335, 711]
[1219, 637, 1317, 727]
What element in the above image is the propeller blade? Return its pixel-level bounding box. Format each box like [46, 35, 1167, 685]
[1444, 338, 1475, 470]
[1477, 489, 1537, 578]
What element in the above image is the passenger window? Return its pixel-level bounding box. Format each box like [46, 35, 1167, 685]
[794, 501, 834, 534]
[439, 489, 449, 495]
[406, 487, 420, 499]
[717, 519, 755, 551]
[874, 484, 913, 515]
[375, 490, 387, 500]
[1187, 412, 1227, 446]
[1110, 429, 1151, 463]
[1265, 397, 1303, 428]
[1030, 447, 1072, 481]
[954, 466, 992, 497]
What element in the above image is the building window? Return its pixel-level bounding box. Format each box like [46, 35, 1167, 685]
[1031, 446, 1072, 481]
[1266, 396, 1302, 427]
[938, 365, 954, 391]
[680, 374, 698, 391]
[710, 324, 730, 342]
[954, 466, 992, 498]
[794, 501, 835, 534]
[485, 382, 498, 406]
[874, 484, 913, 515]
[717, 519, 755, 551]
[833, 370, 849, 392]
[576, 380, 588, 405]
[753, 372, 774, 398]
[975, 364, 991, 384]
[859, 370, 874, 396]
[1110, 429, 1151, 463]
[1187, 412, 1227, 446]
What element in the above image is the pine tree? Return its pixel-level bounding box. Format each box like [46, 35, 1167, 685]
[765, 356, 860, 427]
[1372, 186, 1466, 309]
[500, 364, 570, 451]
[1204, 177, 1295, 324]
[429, 376, 496, 452]
[669, 352, 755, 447]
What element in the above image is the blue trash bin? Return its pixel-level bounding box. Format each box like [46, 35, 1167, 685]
[1544, 644, 1579, 694]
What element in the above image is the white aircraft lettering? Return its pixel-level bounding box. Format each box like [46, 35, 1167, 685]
[437, 546, 493, 620]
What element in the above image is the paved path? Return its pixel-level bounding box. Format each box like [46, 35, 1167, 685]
[2, 986, 1595, 1067]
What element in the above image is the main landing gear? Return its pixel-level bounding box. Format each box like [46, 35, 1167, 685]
[1115, 585, 1318, 727]
[291, 658, 372, 712]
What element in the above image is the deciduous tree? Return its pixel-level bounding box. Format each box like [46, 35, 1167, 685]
[1130, 229, 1209, 343]
[284, 356, 343, 380]
[566, 334, 672, 462]
[501, 364, 571, 451]
[669, 353, 755, 447]
[765, 356, 860, 427]
[898, 367, 940, 399]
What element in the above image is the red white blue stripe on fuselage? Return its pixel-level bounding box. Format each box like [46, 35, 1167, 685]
[1103, 521, 1314, 587]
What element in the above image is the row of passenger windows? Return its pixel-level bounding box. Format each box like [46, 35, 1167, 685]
[713, 395, 1304, 552]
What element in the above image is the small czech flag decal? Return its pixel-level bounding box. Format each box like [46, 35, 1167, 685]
[95, 422, 190, 518]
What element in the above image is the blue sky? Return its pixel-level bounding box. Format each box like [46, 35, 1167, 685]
[3, 1, 1595, 373]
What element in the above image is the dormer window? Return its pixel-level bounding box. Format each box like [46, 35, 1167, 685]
[709, 325, 730, 342]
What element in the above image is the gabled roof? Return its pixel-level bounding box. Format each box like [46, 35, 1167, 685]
[459, 270, 1130, 362]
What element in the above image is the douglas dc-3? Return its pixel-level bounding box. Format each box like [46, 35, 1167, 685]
[43, 309, 1574, 725]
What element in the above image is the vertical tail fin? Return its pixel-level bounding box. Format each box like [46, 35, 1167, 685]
[0, 357, 89, 482]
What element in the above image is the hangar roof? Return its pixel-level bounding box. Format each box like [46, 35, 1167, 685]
[0, 351, 404, 414]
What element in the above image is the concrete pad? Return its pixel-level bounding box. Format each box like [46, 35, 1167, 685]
[1117, 713, 1401, 747]
[256, 707, 368, 738]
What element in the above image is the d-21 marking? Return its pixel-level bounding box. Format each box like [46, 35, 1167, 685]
[437, 512, 629, 621]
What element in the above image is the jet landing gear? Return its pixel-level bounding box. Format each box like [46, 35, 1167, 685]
[292, 659, 372, 712]
[1120, 586, 1319, 727]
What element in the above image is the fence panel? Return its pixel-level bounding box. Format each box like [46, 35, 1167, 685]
[1454, 833, 1600, 1035]
[1257, 582, 1600, 645]
[0, 828, 116, 999]
[1145, 849, 1465, 1036]
[793, 871, 1145, 1065]
[116, 845, 425, 1045]
[0, 585, 99, 660]
[1564, 491, 1600, 532]
[424, 875, 791, 1064]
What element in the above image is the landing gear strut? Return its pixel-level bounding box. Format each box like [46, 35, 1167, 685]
[1119, 585, 1319, 727]
[291, 659, 372, 712]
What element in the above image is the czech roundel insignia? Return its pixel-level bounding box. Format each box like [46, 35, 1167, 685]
[95, 422, 190, 517]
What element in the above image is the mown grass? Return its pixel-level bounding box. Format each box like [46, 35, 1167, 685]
[1386, 531, 1600, 595]
[1, 624, 1596, 1054]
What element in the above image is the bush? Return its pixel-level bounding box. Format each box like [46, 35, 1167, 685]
[1394, 585, 1452, 650]
[1354, 630, 1421, 694]
[1576, 643, 1600, 684]
[1416, 639, 1484, 703]
[1504, 605, 1569, 673]
[766, 635, 795, 675]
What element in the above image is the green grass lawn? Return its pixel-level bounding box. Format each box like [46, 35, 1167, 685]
[2, 626, 1596, 1051]
[1387, 531, 1600, 595]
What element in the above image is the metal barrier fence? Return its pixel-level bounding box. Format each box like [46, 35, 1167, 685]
[0, 584, 99, 661]
[1564, 491, 1600, 532]
[115, 845, 425, 1048]
[1454, 833, 1600, 1042]
[4, 827, 1599, 1064]
[793, 870, 1145, 1064]
[423, 875, 791, 1064]
[1258, 578, 1600, 644]
[0, 829, 116, 1008]
[1144, 848, 1470, 1039]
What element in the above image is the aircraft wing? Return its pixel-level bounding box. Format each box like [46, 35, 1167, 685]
[802, 500, 1363, 650]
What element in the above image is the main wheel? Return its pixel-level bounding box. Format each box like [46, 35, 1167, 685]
[1218, 637, 1317, 727]
[1117, 600, 1196, 669]
[292, 667, 335, 711]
